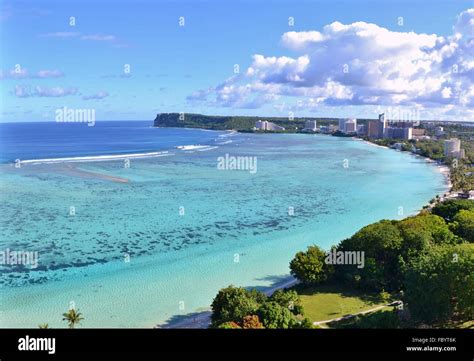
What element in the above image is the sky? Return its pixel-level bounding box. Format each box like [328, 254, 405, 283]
[0, 0, 473, 122]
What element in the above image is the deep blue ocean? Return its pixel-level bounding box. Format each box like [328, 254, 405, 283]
[0, 121, 224, 163]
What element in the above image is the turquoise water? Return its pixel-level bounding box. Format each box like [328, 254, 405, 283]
[0, 128, 448, 327]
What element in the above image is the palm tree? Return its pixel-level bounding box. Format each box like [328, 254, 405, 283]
[38, 323, 49, 329]
[62, 308, 84, 329]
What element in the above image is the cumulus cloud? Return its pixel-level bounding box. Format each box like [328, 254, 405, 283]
[82, 91, 109, 100]
[189, 8, 474, 117]
[14, 85, 78, 97]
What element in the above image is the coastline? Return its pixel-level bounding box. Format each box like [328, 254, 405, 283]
[0, 125, 452, 329]
[357, 137, 452, 193]
[154, 134, 452, 329]
[158, 277, 298, 329]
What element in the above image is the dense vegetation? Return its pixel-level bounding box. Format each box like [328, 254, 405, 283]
[299, 200, 474, 326]
[210, 286, 311, 329]
[154, 112, 356, 132]
[427, 123, 474, 163]
[210, 200, 474, 329]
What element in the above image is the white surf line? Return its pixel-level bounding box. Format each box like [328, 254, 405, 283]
[17, 151, 172, 165]
[175, 145, 213, 150]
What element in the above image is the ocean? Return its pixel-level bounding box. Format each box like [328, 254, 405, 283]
[0, 121, 448, 327]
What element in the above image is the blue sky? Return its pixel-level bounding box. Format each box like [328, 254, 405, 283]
[0, 0, 473, 122]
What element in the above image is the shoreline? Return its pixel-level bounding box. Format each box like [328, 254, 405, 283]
[356, 137, 452, 193]
[157, 277, 298, 329]
[154, 134, 454, 329]
[2, 126, 455, 328]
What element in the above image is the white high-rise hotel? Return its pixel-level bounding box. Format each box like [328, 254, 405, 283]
[303, 120, 317, 132]
[444, 138, 464, 159]
[339, 118, 357, 133]
[255, 120, 285, 131]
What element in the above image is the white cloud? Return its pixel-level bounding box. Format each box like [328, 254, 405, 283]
[39, 32, 81, 38]
[80, 34, 116, 41]
[39, 32, 118, 42]
[14, 85, 78, 97]
[0, 69, 64, 79]
[189, 8, 474, 119]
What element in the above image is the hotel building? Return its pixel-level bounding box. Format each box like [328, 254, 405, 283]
[444, 138, 465, 159]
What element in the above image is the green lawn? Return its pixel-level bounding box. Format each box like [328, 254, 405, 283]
[291, 283, 391, 323]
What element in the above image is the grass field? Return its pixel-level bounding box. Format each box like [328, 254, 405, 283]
[291, 283, 391, 323]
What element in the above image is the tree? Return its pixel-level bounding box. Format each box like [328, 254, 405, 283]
[404, 244, 474, 323]
[398, 214, 457, 256]
[336, 220, 404, 291]
[291, 317, 314, 329]
[432, 199, 474, 222]
[62, 309, 84, 329]
[289, 245, 328, 286]
[216, 321, 241, 329]
[210, 286, 263, 327]
[270, 289, 304, 316]
[38, 323, 49, 329]
[241, 315, 264, 329]
[452, 209, 474, 242]
[257, 302, 295, 329]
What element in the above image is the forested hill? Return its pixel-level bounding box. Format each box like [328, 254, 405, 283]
[153, 113, 341, 131]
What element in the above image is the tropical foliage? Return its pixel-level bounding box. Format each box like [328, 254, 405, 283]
[62, 309, 84, 329]
[289, 245, 330, 286]
[210, 285, 304, 329]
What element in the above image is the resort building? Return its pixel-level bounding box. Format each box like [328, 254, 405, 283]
[357, 124, 367, 136]
[411, 128, 426, 137]
[444, 138, 464, 159]
[384, 126, 413, 140]
[319, 125, 338, 134]
[255, 120, 285, 131]
[303, 120, 318, 132]
[368, 120, 380, 138]
[368, 113, 387, 138]
[344, 118, 357, 133]
[338, 118, 346, 132]
[338, 118, 357, 134]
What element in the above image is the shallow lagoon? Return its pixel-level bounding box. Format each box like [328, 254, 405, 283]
[0, 124, 448, 327]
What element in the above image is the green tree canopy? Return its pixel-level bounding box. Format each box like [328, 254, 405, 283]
[257, 301, 295, 329]
[432, 199, 474, 222]
[289, 245, 329, 286]
[210, 286, 263, 327]
[398, 214, 457, 255]
[336, 220, 404, 291]
[270, 289, 304, 316]
[451, 209, 474, 242]
[404, 243, 474, 323]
